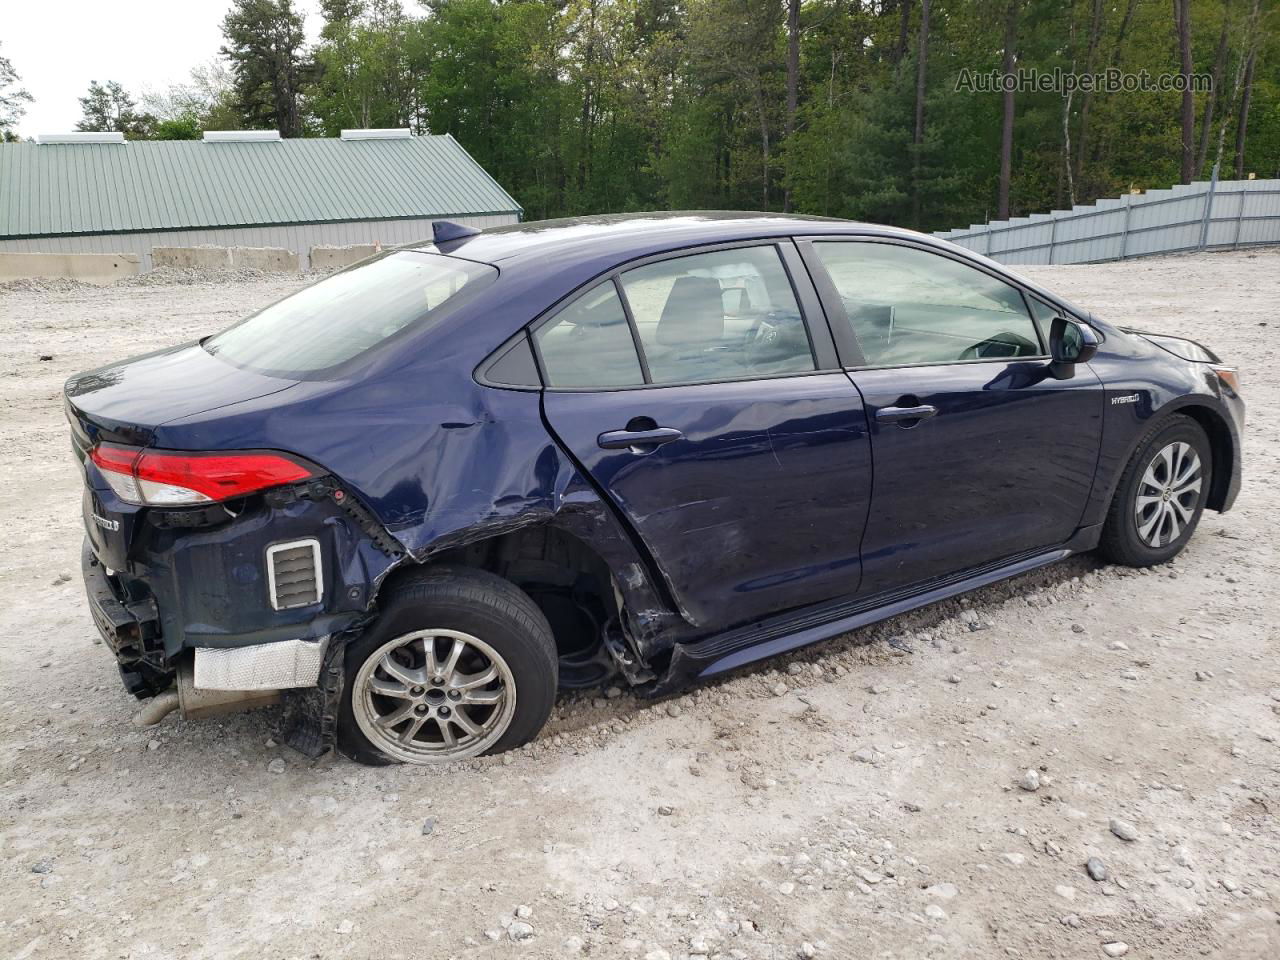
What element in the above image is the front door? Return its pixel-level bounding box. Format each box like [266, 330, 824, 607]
[535, 243, 873, 629]
[802, 238, 1105, 594]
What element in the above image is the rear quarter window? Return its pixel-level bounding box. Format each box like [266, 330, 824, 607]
[205, 251, 497, 376]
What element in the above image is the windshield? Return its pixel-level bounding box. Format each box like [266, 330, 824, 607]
[204, 251, 497, 376]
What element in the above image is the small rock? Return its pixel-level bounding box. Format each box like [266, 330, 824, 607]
[1019, 769, 1041, 791]
[508, 920, 535, 942]
[1107, 640, 1128, 650]
[925, 904, 947, 920]
[147, 739, 161, 751]
[798, 942, 817, 958]
[787, 662, 804, 676]
[1086, 857, 1108, 881]
[1109, 818, 1138, 842]
[1071, 624, 1086, 633]
[266, 758, 286, 774]
[264, 737, 278, 748]
[335, 920, 354, 934]
[853, 747, 876, 764]
[1195, 670, 1212, 681]
[868, 683, 889, 695]
[1172, 846, 1194, 867]
[778, 881, 796, 895]
[515, 904, 532, 919]
[772, 682, 789, 697]
[563, 935, 585, 953]
[1102, 943, 1129, 958]
[605, 686, 622, 699]
[856, 867, 883, 884]
[947, 675, 962, 684]
[688, 938, 709, 956]
[421, 817, 436, 836]
[1054, 884, 1076, 900]
[31, 860, 52, 875]
[665, 703, 681, 718]
[926, 882, 958, 900]
[1001, 852, 1026, 866]
[657, 805, 674, 816]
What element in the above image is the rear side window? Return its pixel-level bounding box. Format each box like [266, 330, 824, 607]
[205, 251, 496, 375]
[533, 282, 645, 388]
[812, 242, 1043, 365]
[620, 246, 815, 384]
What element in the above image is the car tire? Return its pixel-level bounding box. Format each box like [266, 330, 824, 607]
[337, 565, 557, 766]
[1098, 414, 1212, 568]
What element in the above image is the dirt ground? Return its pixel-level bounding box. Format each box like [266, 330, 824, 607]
[1, 250, 1278, 960]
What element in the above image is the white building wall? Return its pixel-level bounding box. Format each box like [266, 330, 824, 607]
[0, 213, 519, 271]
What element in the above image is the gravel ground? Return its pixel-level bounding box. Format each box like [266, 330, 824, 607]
[1, 250, 1278, 960]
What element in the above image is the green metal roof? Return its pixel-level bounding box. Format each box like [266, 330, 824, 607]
[0, 134, 522, 240]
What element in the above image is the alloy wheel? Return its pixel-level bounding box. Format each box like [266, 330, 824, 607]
[1134, 441, 1202, 548]
[352, 628, 517, 763]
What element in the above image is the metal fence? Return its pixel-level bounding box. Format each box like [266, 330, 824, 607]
[934, 173, 1280, 265]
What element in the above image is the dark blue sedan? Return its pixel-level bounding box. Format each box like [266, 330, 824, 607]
[66, 213, 1244, 765]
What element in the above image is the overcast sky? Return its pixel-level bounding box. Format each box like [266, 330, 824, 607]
[5, 0, 324, 138]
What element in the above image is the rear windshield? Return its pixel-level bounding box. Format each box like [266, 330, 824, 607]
[204, 251, 497, 376]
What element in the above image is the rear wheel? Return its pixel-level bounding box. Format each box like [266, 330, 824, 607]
[1099, 415, 1211, 567]
[337, 566, 557, 765]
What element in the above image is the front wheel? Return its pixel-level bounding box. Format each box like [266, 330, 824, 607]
[337, 566, 557, 765]
[1098, 415, 1212, 567]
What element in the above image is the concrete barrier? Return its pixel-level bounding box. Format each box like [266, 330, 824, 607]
[310, 244, 379, 271]
[151, 245, 300, 272]
[152, 246, 233, 270]
[229, 246, 300, 272]
[0, 252, 141, 285]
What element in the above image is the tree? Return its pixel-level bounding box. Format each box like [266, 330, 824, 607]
[913, 0, 931, 227]
[1173, 0, 1195, 183]
[76, 80, 155, 138]
[0, 42, 33, 135]
[997, 0, 1020, 219]
[220, 0, 309, 136]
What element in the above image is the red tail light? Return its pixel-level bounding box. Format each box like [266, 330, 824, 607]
[89, 444, 318, 506]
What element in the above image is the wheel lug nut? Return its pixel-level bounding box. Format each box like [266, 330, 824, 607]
[415, 704, 428, 715]
[411, 686, 424, 696]
[438, 706, 451, 718]
[432, 676, 445, 686]
[447, 689, 461, 700]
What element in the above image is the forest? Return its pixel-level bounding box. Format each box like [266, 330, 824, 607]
[3, 0, 1277, 232]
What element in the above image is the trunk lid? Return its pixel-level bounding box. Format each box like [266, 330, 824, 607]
[64, 341, 297, 447]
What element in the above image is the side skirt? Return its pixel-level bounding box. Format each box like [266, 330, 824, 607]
[647, 544, 1079, 697]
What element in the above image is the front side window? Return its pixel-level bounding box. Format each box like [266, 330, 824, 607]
[812, 242, 1043, 366]
[206, 251, 496, 376]
[619, 246, 815, 384]
[533, 282, 645, 388]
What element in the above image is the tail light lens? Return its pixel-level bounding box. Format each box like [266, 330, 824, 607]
[89, 444, 318, 506]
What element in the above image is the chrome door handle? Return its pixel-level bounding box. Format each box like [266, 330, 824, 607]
[597, 427, 685, 450]
[875, 404, 938, 424]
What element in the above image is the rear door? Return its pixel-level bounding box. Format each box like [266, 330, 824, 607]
[800, 238, 1104, 594]
[537, 241, 873, 630]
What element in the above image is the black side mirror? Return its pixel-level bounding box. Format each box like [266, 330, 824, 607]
[1049, 316, 1099, 379]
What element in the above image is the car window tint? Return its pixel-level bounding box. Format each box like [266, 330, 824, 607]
[205, 251, 496, 376]
[534, 282, 645, 388]
[812, 242, 1043, 366]
[619, 246, 815, 384]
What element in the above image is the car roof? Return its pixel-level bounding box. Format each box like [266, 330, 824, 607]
[410, 211, 923, 265]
